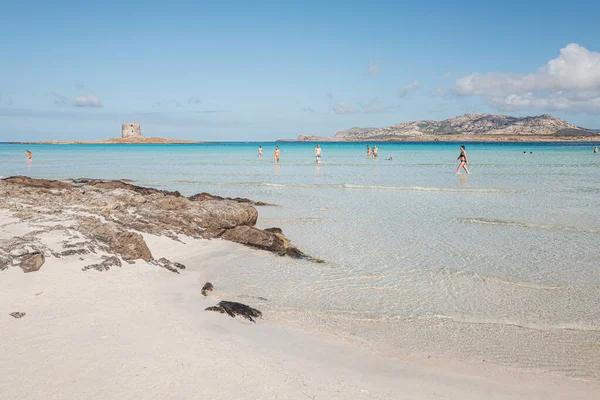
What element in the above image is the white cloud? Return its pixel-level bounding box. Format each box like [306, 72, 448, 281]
[368, 61, 379, 76]
[73, 93, 103, 108]
[455, 43, 600, 113]
[398, 80, 420, 98]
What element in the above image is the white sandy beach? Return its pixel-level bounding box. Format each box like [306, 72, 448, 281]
[1, 213, 599, 400]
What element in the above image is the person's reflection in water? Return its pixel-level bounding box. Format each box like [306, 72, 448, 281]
[274, 164, 281, 174]
[458, 174, 468, 186]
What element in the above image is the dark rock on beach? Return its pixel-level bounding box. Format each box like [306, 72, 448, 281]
[10, 312, 26, 319]
[205, 301, 262, 323]
[150, 257, 186, 274]
[201, 282, 214, 296]
[82, 256, 122, 272]
[19, 252, 45, 273]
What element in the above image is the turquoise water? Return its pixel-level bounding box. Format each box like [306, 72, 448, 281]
[2, 142, 600, 378]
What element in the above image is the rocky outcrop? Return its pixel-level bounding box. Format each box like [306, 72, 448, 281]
[329, 114, 597, 140]
[0, 176, 314, 268]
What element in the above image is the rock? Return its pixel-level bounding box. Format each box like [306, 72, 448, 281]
[60, 248, 89, 256]
[263, 227, 283, 234]
[189, 192, 274, 207]
[10, 312, 26, 319]
[78, 218, 152, 261]
[82, 179, 182, 198]
[0, 257, 10, 271]
[220, 226, 322, 262]
[205, 301, 262, 323]
[221, 226, 288, 254]
[19, 252, 45, 273]
[82, 256, 122, 272]
[149, 257, 186, 274]
[201, 282, 213, 296]
[113, 231, 152, 261]
[2, 176, 71, 190]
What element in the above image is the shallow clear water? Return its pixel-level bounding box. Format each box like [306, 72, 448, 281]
[2, 142, 600, 379]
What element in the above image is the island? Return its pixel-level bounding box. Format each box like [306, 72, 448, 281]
[16, 123, 197, 144]
[283, 114, 599, 142]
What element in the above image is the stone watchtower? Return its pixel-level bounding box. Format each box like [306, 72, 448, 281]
[121, 123, 141, 138]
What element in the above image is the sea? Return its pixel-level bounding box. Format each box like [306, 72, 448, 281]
[2, 141, 599, 380]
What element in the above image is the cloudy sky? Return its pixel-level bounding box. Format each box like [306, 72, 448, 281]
[1, 0, 599, 141]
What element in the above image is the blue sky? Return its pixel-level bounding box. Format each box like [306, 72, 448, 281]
[1, 0, 599, 141]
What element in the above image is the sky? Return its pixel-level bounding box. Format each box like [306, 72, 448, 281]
[1, 0, 599, 141]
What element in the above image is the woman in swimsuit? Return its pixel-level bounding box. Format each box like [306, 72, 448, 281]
[456, 145, 469, 174]
[258, 146, 263, 157]
[273, 146, 281, 163]
[367, 145, 371, 158]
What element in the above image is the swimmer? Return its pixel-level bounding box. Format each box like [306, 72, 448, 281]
[523, 151, 527, 155]
[25, 150, 32, 160]
[273, 146, 280, 163]
[594, 146, 598, 154]
[314, 144, 322, 163]
[530, 151, 533, 154]
[456, 145, 469, 174]
[373, 145, 379, 158]
[387, 157, 393, 161]
[258, 146, 263, 158]
[367, 145, 371, 158]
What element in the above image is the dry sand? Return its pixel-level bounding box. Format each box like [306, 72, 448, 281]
[1, 215, 599, 399]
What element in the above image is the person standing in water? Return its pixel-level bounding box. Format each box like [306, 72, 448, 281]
[314, 144, 322, 163]
[373, 145, 379, 158]
[25, 150, 32, 160]
[258, 146, 263, 158]
[273, 146, 281, 163]
[456, 145, 469, 174]
[594, 146, 598, 154]
[367, 145, 371, 158]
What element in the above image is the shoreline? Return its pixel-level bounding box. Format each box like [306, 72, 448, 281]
[1, 176, 599, 398]
[1, 207, 599, 399]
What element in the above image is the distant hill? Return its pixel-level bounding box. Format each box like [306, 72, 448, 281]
[332, 114, 596, 140]
[292, 114, 597, 142]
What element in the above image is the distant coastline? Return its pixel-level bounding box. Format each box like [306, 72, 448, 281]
[14, 137, 197, 145]
[280, 134, 599, 143]
[282, 113, 599, 143]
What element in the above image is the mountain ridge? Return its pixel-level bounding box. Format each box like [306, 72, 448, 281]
[293, 114, 598, 142]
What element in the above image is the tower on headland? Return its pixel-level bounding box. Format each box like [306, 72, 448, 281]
[121, 123, 141, 139]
